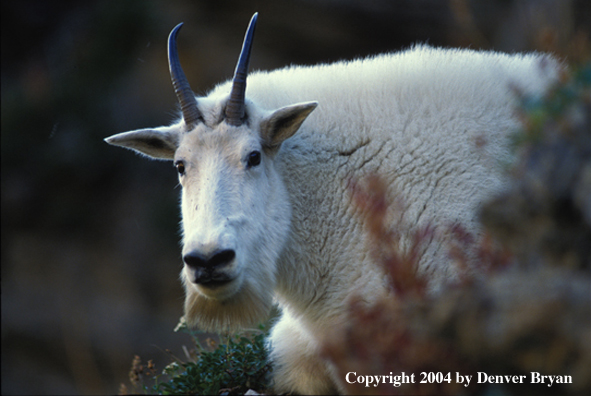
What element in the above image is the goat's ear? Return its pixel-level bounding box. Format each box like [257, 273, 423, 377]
[104, 125, 180, 160]
[260, 101, 318, 150]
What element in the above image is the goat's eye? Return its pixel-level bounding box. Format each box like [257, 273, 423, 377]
[175, 161, 185, 175]
[247, 151, 261, 168]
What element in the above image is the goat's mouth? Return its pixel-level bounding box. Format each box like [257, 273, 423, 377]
[197, 277, 234, 289]
[187, 267, 235, 288]
[192, 271, 242, 300]
[184, 264, 243, 299]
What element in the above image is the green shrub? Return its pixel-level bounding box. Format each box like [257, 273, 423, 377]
[121, 319, 271, 395]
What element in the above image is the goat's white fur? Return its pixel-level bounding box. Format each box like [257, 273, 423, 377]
[106, 45, 558, 394]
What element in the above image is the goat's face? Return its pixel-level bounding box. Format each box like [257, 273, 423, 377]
[174, 99, 317, 302]
[177, 106, 266, 301]
[105, 98, 316, 329]
[105, 13, 317, 330]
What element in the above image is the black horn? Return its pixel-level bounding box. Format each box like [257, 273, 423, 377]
[168, 23, 202, 129]
[225, 13, 258, 126]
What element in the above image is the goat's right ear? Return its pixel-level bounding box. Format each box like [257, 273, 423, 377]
[104, 125, 180, 160]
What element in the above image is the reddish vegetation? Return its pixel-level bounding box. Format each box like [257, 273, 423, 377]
[324, 172, 590, 395]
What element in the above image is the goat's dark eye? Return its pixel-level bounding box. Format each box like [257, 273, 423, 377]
[247, 151, 261, 168]
[175, 161, 185, 175]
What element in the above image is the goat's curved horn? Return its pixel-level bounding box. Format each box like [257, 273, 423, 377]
[225, 13, 258, 126]
[168, 23, 202, 129]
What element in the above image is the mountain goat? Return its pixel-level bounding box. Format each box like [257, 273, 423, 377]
[105, 13, 558, 394]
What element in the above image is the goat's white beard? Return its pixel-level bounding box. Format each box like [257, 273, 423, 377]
[182, 270, 275, 332]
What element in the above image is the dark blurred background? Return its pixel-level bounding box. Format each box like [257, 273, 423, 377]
[2, 0, 589, 394]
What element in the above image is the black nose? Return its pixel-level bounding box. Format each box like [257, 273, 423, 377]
[183, 249, 236, 269]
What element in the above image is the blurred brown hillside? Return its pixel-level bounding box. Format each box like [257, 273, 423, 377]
[2, 0, 590, 395]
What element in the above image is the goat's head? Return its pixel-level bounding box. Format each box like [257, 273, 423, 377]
[105, 13, 317, 330]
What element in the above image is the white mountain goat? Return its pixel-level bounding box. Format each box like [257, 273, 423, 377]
[105, 13, 558, 394]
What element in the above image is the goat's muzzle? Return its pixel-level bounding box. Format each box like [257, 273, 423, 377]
[183, 249, 236, 287]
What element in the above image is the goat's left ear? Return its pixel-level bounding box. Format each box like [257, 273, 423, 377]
[260, 101, 318, 150]
[104, 125, 181, 160]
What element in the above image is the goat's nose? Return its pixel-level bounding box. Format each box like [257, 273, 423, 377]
[183, 249, 236, 269]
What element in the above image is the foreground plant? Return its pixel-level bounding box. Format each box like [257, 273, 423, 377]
[120, 320, 271, 395]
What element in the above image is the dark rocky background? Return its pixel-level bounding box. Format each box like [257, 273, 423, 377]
[2, 0, 589, 394]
